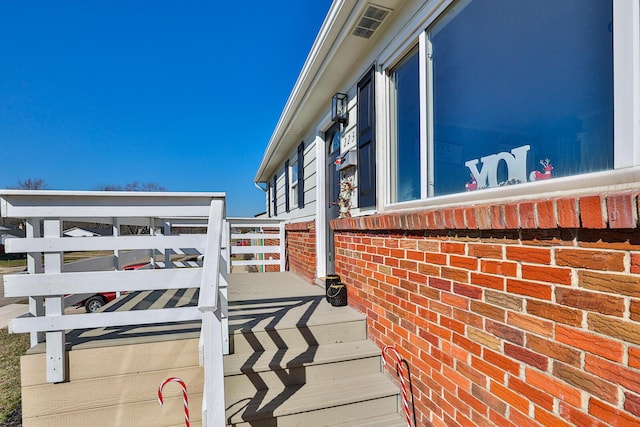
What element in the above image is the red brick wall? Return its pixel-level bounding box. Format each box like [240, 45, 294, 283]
[262, 227, 281, 273]
[332, 190, 640, 426]
[286, 220, 316, 284]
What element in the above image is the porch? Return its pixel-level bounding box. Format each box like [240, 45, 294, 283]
[19, 272, 402, 426]
[0, 191, 403, 426]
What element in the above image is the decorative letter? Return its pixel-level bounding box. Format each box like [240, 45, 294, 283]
[465, 145, 530, 189]
[465, 158, 490, 189]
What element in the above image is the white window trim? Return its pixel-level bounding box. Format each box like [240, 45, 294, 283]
[613, 0, 640, 168]
[377, 0, 640, 213]
[290, 158, 299, 209]
[315, 112, 334, 279]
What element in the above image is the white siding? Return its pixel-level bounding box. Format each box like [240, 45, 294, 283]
[275, 169, 286, 217]
[267, 138, 317, 221]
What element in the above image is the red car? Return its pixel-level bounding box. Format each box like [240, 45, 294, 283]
[77, 261, 154, 313]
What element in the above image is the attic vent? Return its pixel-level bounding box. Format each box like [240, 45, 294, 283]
[352, 4, 391, 39]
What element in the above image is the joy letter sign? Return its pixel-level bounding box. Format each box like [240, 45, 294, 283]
[464, 145, 552, 191]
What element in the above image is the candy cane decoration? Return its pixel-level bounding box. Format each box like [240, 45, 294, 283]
[158, 377, 190, 427]
[382, 346, 416, 427]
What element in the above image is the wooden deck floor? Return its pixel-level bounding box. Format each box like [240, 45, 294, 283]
[29, 272, 336, 353]
[19, 272, 398, 426]
[228, 272, 362, 333]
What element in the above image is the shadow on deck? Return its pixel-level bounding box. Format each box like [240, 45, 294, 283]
[19, 272, 403, 427]
[57, 272, 327, 351]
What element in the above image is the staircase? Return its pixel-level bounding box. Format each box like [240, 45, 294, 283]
[224, 273, 405, 426]
[17, 273, 404, 426]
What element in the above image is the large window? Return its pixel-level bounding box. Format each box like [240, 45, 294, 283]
[390, 49, 421, 202]
[389, 0, 614, 201]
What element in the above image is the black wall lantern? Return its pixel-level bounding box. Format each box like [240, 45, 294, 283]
[331, 92, 348, 124]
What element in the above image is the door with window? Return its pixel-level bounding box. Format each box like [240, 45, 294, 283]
[325, 122, 341, 275]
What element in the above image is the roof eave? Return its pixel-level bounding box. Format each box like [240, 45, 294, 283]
[254, 0, 355, 184]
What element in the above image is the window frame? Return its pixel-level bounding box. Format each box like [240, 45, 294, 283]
[388, 46, 421, 203]
[377, 0, 640, 212]
[297, 141, 305, 209]
[285, 159, 290, 213]
[272, 174, 278, 216]
[290, 157, 299, 209]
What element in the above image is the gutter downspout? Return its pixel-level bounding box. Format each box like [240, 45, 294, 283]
[255, 182, 270, 219]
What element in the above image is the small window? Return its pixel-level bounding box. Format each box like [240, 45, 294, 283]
[330, 129, 341, 154]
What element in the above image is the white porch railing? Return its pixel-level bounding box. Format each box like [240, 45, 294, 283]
[225, 217, 286, 273]
[0, 190, 227, 427]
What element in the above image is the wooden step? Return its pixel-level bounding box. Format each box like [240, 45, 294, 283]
[21, 392, 203, 427]
[21, 339, 204, 427]
[225, 372, 399, 426]
[21, 338, 200, 386]
[22, 365, 203, 419]
[19, 273, 403, 427]
[224, 340, 381, 392]
[230, 314, 367, 353]
[334, 412, 408, 426]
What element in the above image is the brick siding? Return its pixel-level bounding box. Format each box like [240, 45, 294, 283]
[285, 220, 316, 284]
[332, 190, 640, 426]
[261, 227, 281, 272]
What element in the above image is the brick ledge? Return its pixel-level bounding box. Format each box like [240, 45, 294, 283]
[331, 191, 639, 231]
[285, 220, 315, 231]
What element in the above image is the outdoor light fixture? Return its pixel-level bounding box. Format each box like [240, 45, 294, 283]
[332, 93, 348, 124]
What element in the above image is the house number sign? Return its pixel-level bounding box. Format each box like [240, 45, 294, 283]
[341, 128, 356, 151]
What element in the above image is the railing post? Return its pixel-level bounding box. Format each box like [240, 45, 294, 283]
[25, 217, 44, 346]
[201, 308, 225, 427]
[113, 218, 122, 299]
[224, 220, 231, 275]
[113, 217, 121, 270]
[220, 221, 230, 354]
[43, 218, 66, 383]
[220, 272, 229, 356]
[148, 218, 156, 268]
[279, 221, 286, 272]
[163, 220, 173, 269]
[199, 199, 226, 427]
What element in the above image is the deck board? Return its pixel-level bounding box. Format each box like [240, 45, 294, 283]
[225, 372, 398, 424]
[28, 272, 341, 352]
[20, 271, 400, 426]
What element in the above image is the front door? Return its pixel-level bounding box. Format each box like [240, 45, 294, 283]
[325, 122, 341, 275]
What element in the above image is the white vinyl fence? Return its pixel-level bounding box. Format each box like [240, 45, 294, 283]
[226, 217, 286, 273]
[0, 190, 227, 426]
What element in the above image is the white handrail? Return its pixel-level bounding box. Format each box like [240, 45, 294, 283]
[6, 234, 207, 253]
[4, 269, 203, 297]
[198, 199, 227, 427]
[198, 200, 224, 311]
[1, 190, 228, 426]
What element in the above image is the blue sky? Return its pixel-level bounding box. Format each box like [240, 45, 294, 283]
[0, 1, 332, 216]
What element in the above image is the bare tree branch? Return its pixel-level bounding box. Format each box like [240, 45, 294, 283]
[94, 182, 167, 192]
[9, 178, 50, 190]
